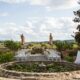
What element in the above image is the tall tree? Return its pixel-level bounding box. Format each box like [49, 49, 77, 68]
[73, 0, 80, 48]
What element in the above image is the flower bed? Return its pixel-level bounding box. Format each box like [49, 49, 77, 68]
[5, 62, 80, 72]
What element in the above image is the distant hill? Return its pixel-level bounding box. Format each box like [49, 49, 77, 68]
[24, 39, 75, 44]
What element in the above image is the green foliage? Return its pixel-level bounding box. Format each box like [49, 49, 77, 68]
[54, 41, 73, 51]
[27, 41, 74, 51]
[73, 44, 78, 49]
[31, 47, 44, 54]
[0, 51, 14, 63]
[75, 32, 80, 46]
[64, 56, 74, 62]
[68, 50, 77, 57]
[54, 41, 63, 51]
[73, 2, 80, 47]
[4, 40, 21, 51]
[63, 50, 77, 62]
[27, 43, 41, 49]
[41, 43, 57, 49]
[7, 63, 39, 72]
[29, 43, 57, 54]
[7, 62, 79, 72]
[27, 43, 57, 49]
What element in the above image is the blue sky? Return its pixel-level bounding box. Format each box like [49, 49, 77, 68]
[0, 0, 79, 42]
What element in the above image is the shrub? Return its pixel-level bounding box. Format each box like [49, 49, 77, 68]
[64, 56, 74, 62]
[31, 47, 44, 54]
[68, 50, 77, 57]
[4, 40, 21, 51]
[54, 41, 73, 51]
[73, 44, 78, 49]
[0, 51, 14, 63]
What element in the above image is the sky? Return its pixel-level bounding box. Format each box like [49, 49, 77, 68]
[0, 0, 80, 42]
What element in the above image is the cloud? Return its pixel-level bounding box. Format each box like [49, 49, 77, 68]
[0, 0, 27, 4]
[0, 17, 76, 41]
[0, 22, 35, 41]
[29, 0, 78, 9]
[0, 0, 78, 9]
[0, 12, 8, 17]
[36, 17, 76, 40]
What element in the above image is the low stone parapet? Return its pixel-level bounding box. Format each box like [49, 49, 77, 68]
[0, 62, 80, 80]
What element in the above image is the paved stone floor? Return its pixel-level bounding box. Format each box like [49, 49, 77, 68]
[0, 77, 19, 80]
[0, 76, 80, 80]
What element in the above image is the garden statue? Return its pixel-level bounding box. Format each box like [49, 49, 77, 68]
[21, 34, 25, 45]
[49, 33, 53, 45]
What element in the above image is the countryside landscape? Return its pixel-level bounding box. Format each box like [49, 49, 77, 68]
[0, 0, 80, 80]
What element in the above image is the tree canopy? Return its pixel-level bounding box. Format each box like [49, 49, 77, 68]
[73, 1, 80, 47]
